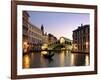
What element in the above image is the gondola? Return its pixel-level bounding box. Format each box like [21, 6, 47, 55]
[43, 53, 54, 59]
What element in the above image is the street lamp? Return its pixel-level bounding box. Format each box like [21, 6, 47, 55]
[86, 42, 89, 52]
[23, 41, 29, 53]
[86, 42, 88, 45]
[73, 44, 78, 51]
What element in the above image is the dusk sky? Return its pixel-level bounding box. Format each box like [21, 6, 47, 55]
[27, 11, 90, 40]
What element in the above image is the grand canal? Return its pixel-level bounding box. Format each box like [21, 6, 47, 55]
[23, 50, 90, 68]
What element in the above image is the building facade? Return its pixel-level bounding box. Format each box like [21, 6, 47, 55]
[23, 11, 30, 53]
[28, 23, 43, 50]
[48, 33, 57, 45]
[23, 11, 57, 52]
[23, 11, 44, 51]
[72, 24, 90, 53]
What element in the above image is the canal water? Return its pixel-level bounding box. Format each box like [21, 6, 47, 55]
[23, 50, 90, 68]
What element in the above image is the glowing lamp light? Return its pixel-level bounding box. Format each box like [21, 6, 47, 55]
[86, 42, 88, 45]
[23, 41, 29, 53]
[73, 44, 78, 50]
[24, 42, 27, 45]
[41, 44, 48, 50]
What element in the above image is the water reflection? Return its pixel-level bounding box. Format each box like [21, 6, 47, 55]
[40, 53, 48, 67]
[23, 54, 30, 68]
[71, 53, 74, 66]
[85, 54, 90, 66]
[59, 51, 65, 67]
[71, 53, 89, 66]
[23, 50, 90, 68]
